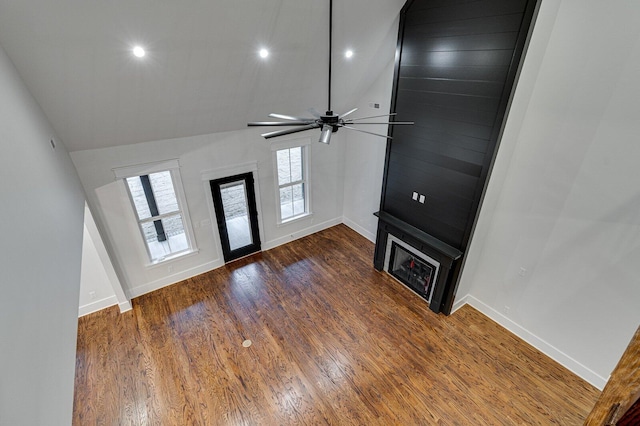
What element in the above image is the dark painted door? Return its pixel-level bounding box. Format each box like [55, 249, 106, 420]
[210, 172, 261, 262]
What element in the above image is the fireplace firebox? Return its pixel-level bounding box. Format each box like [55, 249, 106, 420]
[374, 211, 463, 314]
[386, 238, 439, 303]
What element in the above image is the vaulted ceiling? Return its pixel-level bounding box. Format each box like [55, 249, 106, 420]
[0, 0, 405, 152]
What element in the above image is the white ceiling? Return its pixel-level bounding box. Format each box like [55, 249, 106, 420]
[0, 0, 405, 152]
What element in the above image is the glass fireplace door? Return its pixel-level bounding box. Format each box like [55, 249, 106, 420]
[388, 241, 438, 303]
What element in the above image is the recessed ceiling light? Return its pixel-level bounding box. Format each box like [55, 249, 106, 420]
[345, 49, 354, 59]
[132, 46, 146, 58]
[259, 48, 269, 59]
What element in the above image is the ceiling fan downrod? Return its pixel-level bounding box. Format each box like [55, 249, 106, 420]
[247, 0, 414, 144]
[327, 0, 333, 114]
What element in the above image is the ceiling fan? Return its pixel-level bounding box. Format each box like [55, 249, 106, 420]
[247, 0, 413, 144]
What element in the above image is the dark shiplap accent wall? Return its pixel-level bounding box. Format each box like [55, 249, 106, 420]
[376, 0, 538, 313]
[382, 0, 537, 250]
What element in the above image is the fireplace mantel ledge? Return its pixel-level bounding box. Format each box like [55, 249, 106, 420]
[374, 211, 463, 261]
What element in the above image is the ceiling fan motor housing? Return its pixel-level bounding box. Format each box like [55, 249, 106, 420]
[321, 111, 340, 133]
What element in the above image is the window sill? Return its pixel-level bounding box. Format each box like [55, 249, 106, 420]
[277, 212, 313, 227]
[146, 248, 200, 268]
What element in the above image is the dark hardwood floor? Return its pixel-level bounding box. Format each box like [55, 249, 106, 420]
[74, 224, 599, 425]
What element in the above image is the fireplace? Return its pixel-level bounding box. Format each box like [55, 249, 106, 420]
[374, 211, 463, 314]
[385, 236, 439, 303]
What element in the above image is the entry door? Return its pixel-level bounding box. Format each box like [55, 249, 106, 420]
[210, 172, 261, 262]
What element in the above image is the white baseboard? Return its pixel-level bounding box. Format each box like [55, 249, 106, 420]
[460, 295, 607, 390]
[84, 216, 611, 393]
[128, 217, 342, 299]
[342, 217, 376, 242]
[118, 301, 133, 313]
[262, 217, 343, 251]
[79, 295, 118, 317]
[110, 219, 373, 316]
[451, 294, 469, 314]
[128, 259, 223, 299]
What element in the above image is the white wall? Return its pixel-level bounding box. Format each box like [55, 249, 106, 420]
[79, 222, 118, 316]
[341, 10, 402, 241]
[79, 203, 131, 316]
[0, 45, 85, 425]
[458, 0, 640, 389]
[71, 128, 346, 297]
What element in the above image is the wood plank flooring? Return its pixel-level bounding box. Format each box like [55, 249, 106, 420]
[74, 224, 599, 425]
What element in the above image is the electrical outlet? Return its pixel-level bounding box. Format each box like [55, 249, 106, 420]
[89, 291, 96, 300]
[504, 305, 511, 314]
[168, 265, 173, 273]
[518, 267, 527, 277]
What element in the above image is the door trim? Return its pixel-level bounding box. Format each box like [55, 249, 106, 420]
[210, 172, 261, 262]
[201, 162, 266, 262]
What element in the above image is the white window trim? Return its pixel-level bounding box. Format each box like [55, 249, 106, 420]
[113, 160, 198, 266]
[271, 137, 312, 225]
[113, 159, 180, 179]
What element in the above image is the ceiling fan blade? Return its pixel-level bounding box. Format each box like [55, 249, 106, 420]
[261, 123, 320, 139]
[343, 113, 398, 122]
[248, 121, 315, 126]
[347, 121, 414, 125]
[268, 113, 313, 121]
[339, 108, 358, 119]
[308, 108, 322, 118]
[319, 125, 332, 144]
[341, 125, 393, 140]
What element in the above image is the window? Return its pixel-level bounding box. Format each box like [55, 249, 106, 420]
[115, 160, 196, 264]
[272, 140, 310, 223]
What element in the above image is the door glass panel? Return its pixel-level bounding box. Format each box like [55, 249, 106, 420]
[220, 181, 253, 251]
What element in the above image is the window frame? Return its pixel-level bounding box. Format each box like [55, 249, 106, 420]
[271, 138, 312, 225]
[114, 159, 198, 265]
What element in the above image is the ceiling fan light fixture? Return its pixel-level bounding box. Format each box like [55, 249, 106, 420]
[319, 126, 332, 144]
